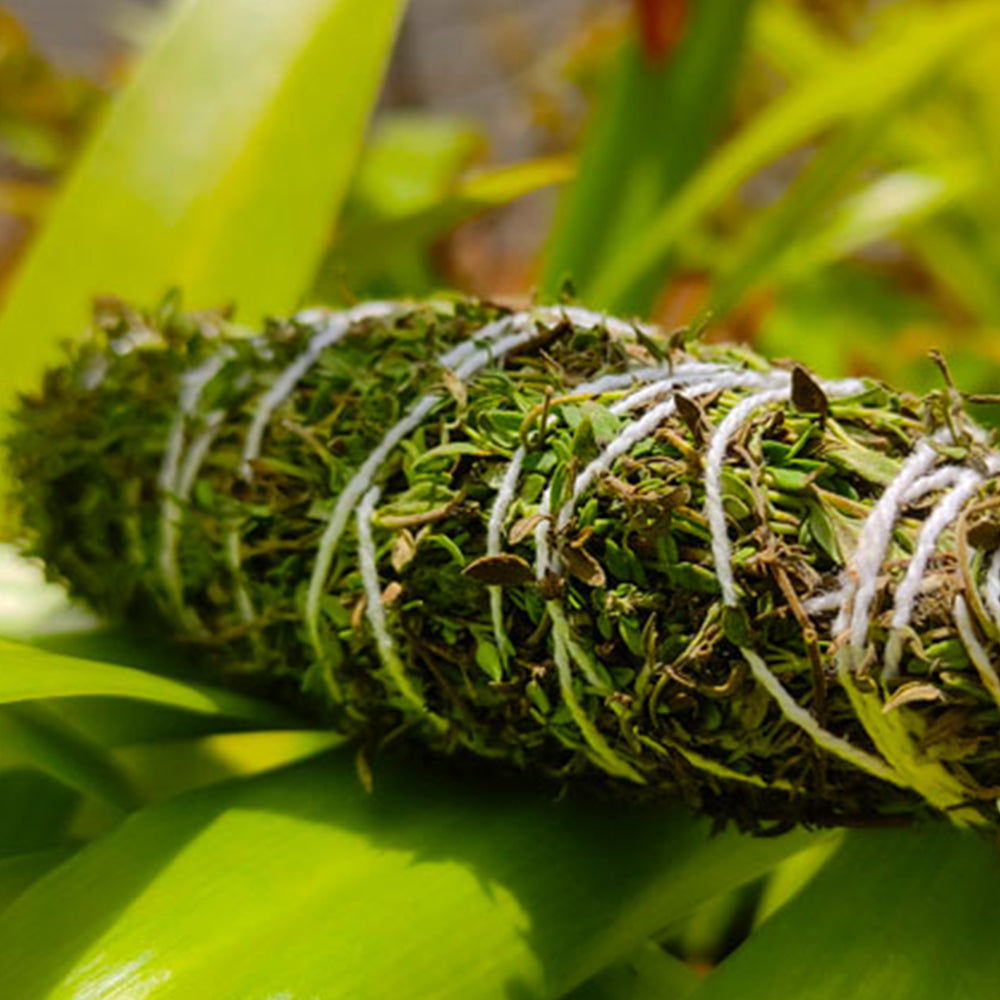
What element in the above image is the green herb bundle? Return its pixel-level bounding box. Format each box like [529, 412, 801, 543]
[8, 296, 1000, 831]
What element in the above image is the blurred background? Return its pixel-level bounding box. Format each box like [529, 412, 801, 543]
[3, 0, 1000, 401]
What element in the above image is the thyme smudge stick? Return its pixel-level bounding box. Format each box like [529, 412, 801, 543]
[8, 296, 1000, 831]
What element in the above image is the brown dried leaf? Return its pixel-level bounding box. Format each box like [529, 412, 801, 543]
[441, 368, 467, 409]
[967, 518, 1000, 551]
[791, 365, 829, 420]
[508, 512, 546, 547]
[561, 544, 607, 588]
[674, 392, 708, 444]
[883, 682, 946, 714]
[462, 553, 535, 587]
[391, 529, 418, 573]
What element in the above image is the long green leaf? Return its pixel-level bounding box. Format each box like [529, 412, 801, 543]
[0, 0, 405, 457]
[540, 0, 755, 313]
[689, 825, 1000, 1000]
[0, 751, 824, 999]
[591, 0, 1000, 310]
[0, 638, 294, 727]
[0, 703, 137, 810]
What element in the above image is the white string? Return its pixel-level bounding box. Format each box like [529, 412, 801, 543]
[356, 486, 444, 725]
[741, 647, 904, 786]
[902, 464, 966, 504]
[704, 386, 793, 606]
[487, 445, 525, 656]
[548, 305, 652, 340]
[703, 377, 867, 608]
[606, 362, 744, 413]
[239, 301, 399, 479]
[882, 468, 984, 678]
[156, 349, 234, 624]
[305, 310, 557, 664]
[803, 456, 979, 621]
[485, 362, 734, 652]
[890, 468, 983, 633]
[837, 431, 951, 649]
[158, 351, 232, 492]
[534, 370, 779, 578]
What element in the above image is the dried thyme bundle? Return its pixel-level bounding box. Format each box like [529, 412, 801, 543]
[8, 296, 1000, 831]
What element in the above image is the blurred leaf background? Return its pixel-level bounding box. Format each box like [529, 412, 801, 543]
[0, 0, 999, 997]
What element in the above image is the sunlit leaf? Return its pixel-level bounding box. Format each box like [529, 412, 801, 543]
[0, 0, 406, 472]
[689, 825, 1000, 1000]
[0, 638, 294, 727]
[0, 751, 824, 999]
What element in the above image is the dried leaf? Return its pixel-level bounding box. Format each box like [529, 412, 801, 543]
[883, 682, 946, 713]
[791, 365, 829, 421]
[561, 545, 607, 588]
[508, 512, 546, 547]
[675, 392, 708, 445]
[441, 368, 467, 410]
[390, 529, 417, 573]
[462, 554, 535, 587]
[967, 518, 1000, 551]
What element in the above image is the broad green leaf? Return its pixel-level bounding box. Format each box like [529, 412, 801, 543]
[591, 0, 1000, 310]
[0, 703, 137, 810]
[689, 825, 1000, 1000]
[0, 0, 405, 458]
[0, 751, 824, 1000]
[0, 638, 294, 727]
[541, 0, 755, 312]
[566, 941, 700, 1000]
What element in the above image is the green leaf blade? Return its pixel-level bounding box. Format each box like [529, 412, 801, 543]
[0, 638, 294, 727]
[0, 752, 824, 1000]
[690, 825, 1000, 1000]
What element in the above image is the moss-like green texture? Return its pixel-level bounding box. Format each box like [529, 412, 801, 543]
[8, 297, 1000, 830]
